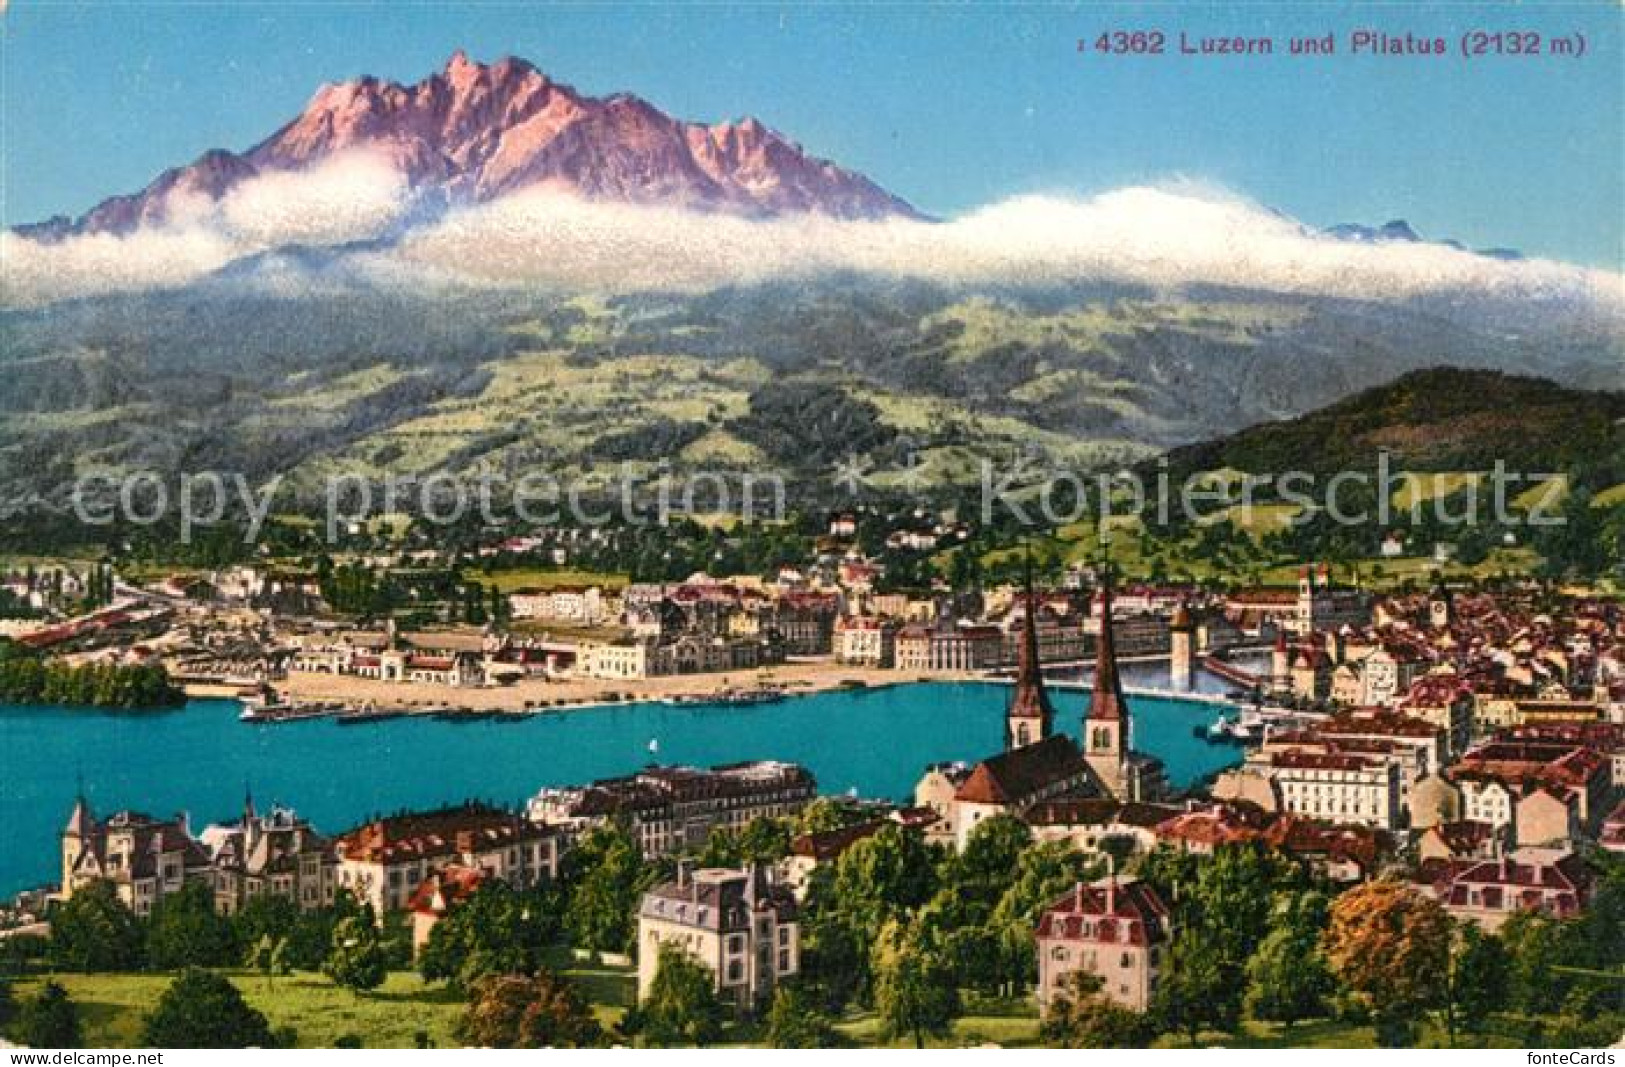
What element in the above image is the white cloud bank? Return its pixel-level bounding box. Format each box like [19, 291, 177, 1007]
[3, 163, 1622, 334]
[1, 152, 411, 306]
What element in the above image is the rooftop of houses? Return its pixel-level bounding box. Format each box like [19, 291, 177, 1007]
[408, 864, 489, 918]
[954, 734, 1089, 806]
[640, 865, 796, 932]
[1600, 799, 1625, 853]
[541, 760, 816, 819]
[1417, 848, 1592, 917]
[64, 804, 213, 881]
[788, 820, 888, 863]
[1023, 798, 1180, 830]
[1424, 820, 1501, 856]
[334, 802, 553, 866]
[1153, 802, 1388, 873]
[1035, 876, 1171, 947]
[1448, 740, 1607, 790]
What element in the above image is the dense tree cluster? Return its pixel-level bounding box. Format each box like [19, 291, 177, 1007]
[141, 969, 274, 1048]
[418, 881, 564, 991]
[727, 381, 897, 470]
[0, 640, 181, 709]
[457, 972, 605, 1048]
[13, 822, 1624, 1049]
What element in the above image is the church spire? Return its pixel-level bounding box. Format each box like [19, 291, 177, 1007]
[65, 781, 93, 836]
[1089, 563, 1128, 724]
[1006, 549, 1055, 751]
[1085, 558, 1132, 798]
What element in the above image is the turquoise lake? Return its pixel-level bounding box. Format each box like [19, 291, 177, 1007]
[0, 678, 1241, 896]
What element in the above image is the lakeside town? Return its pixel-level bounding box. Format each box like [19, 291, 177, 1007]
[1, 509, 1623, 1049]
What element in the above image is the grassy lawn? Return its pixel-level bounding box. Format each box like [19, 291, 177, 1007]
[540, 948, 636, 1030]
[835, 1008, 1042, 1048]
[9, 970, 1561, 1048]
[8, 960, 636, 1049]
[11, 970, 465, 1048]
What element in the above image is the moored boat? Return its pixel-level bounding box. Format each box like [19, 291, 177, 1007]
[662, 686, 786, 708]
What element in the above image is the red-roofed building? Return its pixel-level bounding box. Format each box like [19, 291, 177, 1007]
[409, 864, 488, 954]
[1152, 802, 1274, 855]
[1400, 676, 1475, 759]
[1449, 737, 1610, 833]
[1417, 848, 1592, 931]
[1035, 876, 1172, 1012]
[1418, 820, 1506, 864]
[833, 614, 898, 667]
[1260, 816, 1386, 883]
[1152, 803, 1390, 883]
[951, 735, 1093, 849]
[528, 761, 815, 858]
[1025, 799, 1180, 858]
[334, 803, 559, 916]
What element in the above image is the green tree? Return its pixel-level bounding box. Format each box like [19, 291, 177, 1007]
[736, 816, 792, 864]
[564, 825, 653, 956]
[419, 881, 563, 991]
[48, 880, 144, 972]
[795, 798, 873, 836]
[1141, 843, 1302, 1035]
[952, 815, 1032, 903]
[280, 892, 366, 972]
[872, 920, 959, 1049]
[141, 968, 273, 1048]
[830, 823, 937, 940]
[456, 972, 606, 1049]
[147, 879, 238, 970]
[797, 888, 868, 1013]
[693, 826, 742, 868]
[1041, 971, 1155, 1048]
[1500, 909, 1568, 1015]
[323, 916, 387, 997]
[764, 985, 844, 1048]
[637, 943, 723, 1047]
[991, 841, 1100, 932]
[983, 840, 1100, 991]
[1152, 927, 1232, 1044]
[1446, 922, 1509, 1042]
[1244, 891, 1333, 1030]
[804, 822, 937, 1009]
[1573, 855, 1625, 975]
[16, 980, 81, 1048]
[1323, 880, 1450, 1047]
[232, 895, 298, 959]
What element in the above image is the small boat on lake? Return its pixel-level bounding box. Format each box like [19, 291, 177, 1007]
[1198, 708, 1267, 745]
[334, 705, 408, 725]
[239, 701, 333, 724]
[662, 686, 786, 708]
[431, 706, 502, 722]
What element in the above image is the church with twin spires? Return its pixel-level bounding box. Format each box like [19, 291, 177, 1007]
[916, 562, 1168, 850]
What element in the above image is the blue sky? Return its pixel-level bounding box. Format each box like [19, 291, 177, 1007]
[2, 1, 1620, 267]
